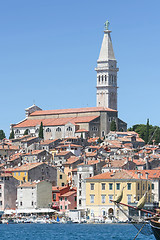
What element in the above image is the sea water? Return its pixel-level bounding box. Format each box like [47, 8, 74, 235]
[0, 224, 156, 240]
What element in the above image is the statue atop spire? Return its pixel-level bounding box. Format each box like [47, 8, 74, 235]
[104, 20, 110, 30]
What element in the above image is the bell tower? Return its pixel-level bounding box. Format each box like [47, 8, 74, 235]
[95, 21, 119, 110]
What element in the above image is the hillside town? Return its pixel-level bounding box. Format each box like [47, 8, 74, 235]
[0, 21, 159, 226]
[0, 129, 159, 223]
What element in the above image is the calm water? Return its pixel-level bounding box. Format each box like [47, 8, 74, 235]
[0, 224, 156, 240]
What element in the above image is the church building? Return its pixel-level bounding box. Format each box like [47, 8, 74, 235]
[11, 22, 127, 140]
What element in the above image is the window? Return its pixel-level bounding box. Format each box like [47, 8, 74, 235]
[148, 184, 150, 191]
[65, 206, 67, 210]
[101, 195, 106, 204]
[90, 183, 94, 190]
[91, 126, 98, 131]
[53, 194, 56, 201]
[102, 75, 103, 82]
[127, 195, 132, 203]
[74, 196, 77, 202]
[90, 195, 94, 203]
[79, 182, 81, 188]
[65, 197, 67, 201]
[79, 199, 81, 205]
[90, 174, 92, 178]
[56, 127, 61, 132]
[46, 128, 51, 132]
[143, 184, 145, 190]
[79, 191, 82, 196]
[0, 185, 1, 189]
[127, 183, 131, 190]
[101, 183, 105, 190]
[105, 75, 107, 82]
[152, 184, 154, 190]
[24, 172, 27, 176]
[116, 183, 120, 190]
[66, 126, 72, 131]
[15, 129, 20, 134]
[61, 183, 65, 186]
[98, 76, 100, 82]
[60, 206, 62, 210]
[18, 172, 20, 176]
[60, 197, 62, 201]
[109, 195, 113, 203]
[31, 201, 34, 206]
[79, 174, 82, 179]
[60, 174, 62, 179]
[0, 201, 2, 205]
[137, 183, 140, 190]
[0, 193, 2, 197]
[109, 183, 113, 190]
[20, 201, 22, 206]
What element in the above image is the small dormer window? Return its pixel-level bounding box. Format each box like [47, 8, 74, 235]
[66, 126, 72, 131]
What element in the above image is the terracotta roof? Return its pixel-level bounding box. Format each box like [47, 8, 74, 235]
[0, 145, 19, 150]
[21, 136, 39, 142]
[18, 182, 37, 188]
[30, 107, 117, 116]
[14, 116, 99, 128]
[40, 139, 59, 145]
[129, 170, 160, 179]
[56, 144, 82, 148]
[87, 170, 148, 180]
[6, 162, 45, 172]
[85, 152, 97, 157]
[23, 149, 46, 156]
[103, 159, 127, 168]
[55, 151, 72, 156]
[61, 190, 76, 197]
[63, 156, 80, 165]
[76, 129, 89, 133]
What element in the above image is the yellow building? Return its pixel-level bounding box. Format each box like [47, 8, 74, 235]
[86, 170, 152, 221]
[57, 169, 67, 187]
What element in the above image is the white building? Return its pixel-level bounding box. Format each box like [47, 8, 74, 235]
[77, 164, 94, 210]
[17, 180, 52, 209]
[95, 21, 118, 110]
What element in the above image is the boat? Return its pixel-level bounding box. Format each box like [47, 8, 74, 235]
[111, 192, 160, 240]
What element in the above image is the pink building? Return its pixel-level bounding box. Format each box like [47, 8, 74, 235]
[59, 189, 77, 212]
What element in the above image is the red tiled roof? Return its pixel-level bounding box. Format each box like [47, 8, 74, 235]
[87, 170, 148, 180]
[30, 107, 117, 116]
[6, 162, 45, 172]
[14, 116, 99, 128]
[63, 156, 80, 165]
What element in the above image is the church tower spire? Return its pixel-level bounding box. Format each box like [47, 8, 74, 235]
[95, 21, 119, 110]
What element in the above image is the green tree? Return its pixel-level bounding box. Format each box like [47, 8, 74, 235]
[39, 122, 44, 139]
[0, 130, 6, 140]
[97, 137, 103, 144]
[9, 129, 14, 139]
[110, 120, 117, 131]
[145, 118, 150, 144]
[24, 129, 29, 135]
[128, 122, 160, 145]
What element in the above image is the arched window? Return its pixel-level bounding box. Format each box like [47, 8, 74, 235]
[66, 126, 72, 131]
[91, 126, 98, 131]
[46, 128, 51, 132]
[15, 129, 20, 134]
[56, 127, 61, 132]
[98, 76, 100, 82]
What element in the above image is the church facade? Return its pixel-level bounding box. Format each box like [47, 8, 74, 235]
[11, 23, 127, 140]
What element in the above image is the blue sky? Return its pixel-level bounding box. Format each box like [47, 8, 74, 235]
[1, 0, 160, 137]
